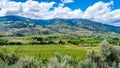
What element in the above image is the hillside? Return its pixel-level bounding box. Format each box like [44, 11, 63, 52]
[0, 16, 54, 36]
[0, 16, 120, 36]
[40, 19, 120, 33]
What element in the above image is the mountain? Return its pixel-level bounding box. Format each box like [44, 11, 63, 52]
[0, 16, 120, 36]
[0, 16, 54, 36]
[43, 19, 120, 33]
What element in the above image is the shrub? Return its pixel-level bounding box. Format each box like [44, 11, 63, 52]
[30, 40, 56, 44]
[68, 40, 80, 45]
[77, 59, 97, 68]
[7, 42, 22, 45]
[0, 40, 8, 45]
[82, 40, 120, 68]
[0, 48, 18, 65]
[17, 56, 44, 68]
[48, 53, 76, 68]
[0, 40, 120, 68]
[58, 40, 65, 44]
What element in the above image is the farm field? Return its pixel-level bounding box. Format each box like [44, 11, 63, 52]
[0, 45, 99, 61]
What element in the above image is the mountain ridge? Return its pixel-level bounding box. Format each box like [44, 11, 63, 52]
[0, 15, 120, 36]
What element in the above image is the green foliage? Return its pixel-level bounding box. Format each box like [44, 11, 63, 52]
[0, 40, 120, 68]
[30, 40, 56, 44]
[77, 59, 97, 68]
[99, 40, 120, 64]
[18, 56, 44, 68]
[7, 42, 22, 45]
[68, 40, 80, 45]
[0, 47, 18, 65]
[0, 45, 87, 62]
[58, 40, 65, 44]
[1, 33, 120, 46]
[118, 63, 120, 68]
[82, 40, 120, 68]
[0, 40, 8, 45]
[31, 37, 57, 44]
[48, 53, 75, 68]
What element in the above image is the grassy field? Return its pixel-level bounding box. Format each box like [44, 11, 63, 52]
[0, 45, 99, 61]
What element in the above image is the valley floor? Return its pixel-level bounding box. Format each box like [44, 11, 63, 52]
[0, 45, 99, 61]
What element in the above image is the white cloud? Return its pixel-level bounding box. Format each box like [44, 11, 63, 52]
[61, 0, 74, 3]
[20, 0, 56, 19]
[0, 0, 56, 19]
[83, 1, 120, 26]
[0, 0, 120, 26]
[83, 1, 114, 24]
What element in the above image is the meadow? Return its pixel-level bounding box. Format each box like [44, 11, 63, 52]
[0, 34, 118, 62]
[0, 45, 99, 61]
[0, 34, 120, 68]
[0, 41, 120, 68]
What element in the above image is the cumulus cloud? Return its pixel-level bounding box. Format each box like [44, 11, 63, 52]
[50, 3, 83, 19]
[83, 1, 120, 26]
[61, 0, 74, 3]
[0, 0, 120, 26]
[84, 1, 114, 24]
[0, 0, 56, 19]
[20, 0, 56, 19]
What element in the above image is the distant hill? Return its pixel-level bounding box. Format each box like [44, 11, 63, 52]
[0, 16, 120, 36]
[53, 19, 120, 32]
[0, 16, 54, 36]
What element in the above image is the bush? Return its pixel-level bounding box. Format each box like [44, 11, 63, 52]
[17, 56, 44, 68]
[0, 48, 18, 65]
[30, 40, 56, 44]
[7, 42, 22, 45]
[68, 40, 80, 45]
[0, 40, 8, 45]
[58, 40, 65, 44]
[0, 40, 120, 68]
[48, 53, 76, 68]
[83, 40, 120, 68]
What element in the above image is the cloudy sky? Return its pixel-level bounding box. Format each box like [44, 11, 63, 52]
[0, 0, 120, 26]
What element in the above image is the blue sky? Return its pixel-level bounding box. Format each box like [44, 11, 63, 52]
[11, 0, 120, 11]
[0, 0, 120, 26]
